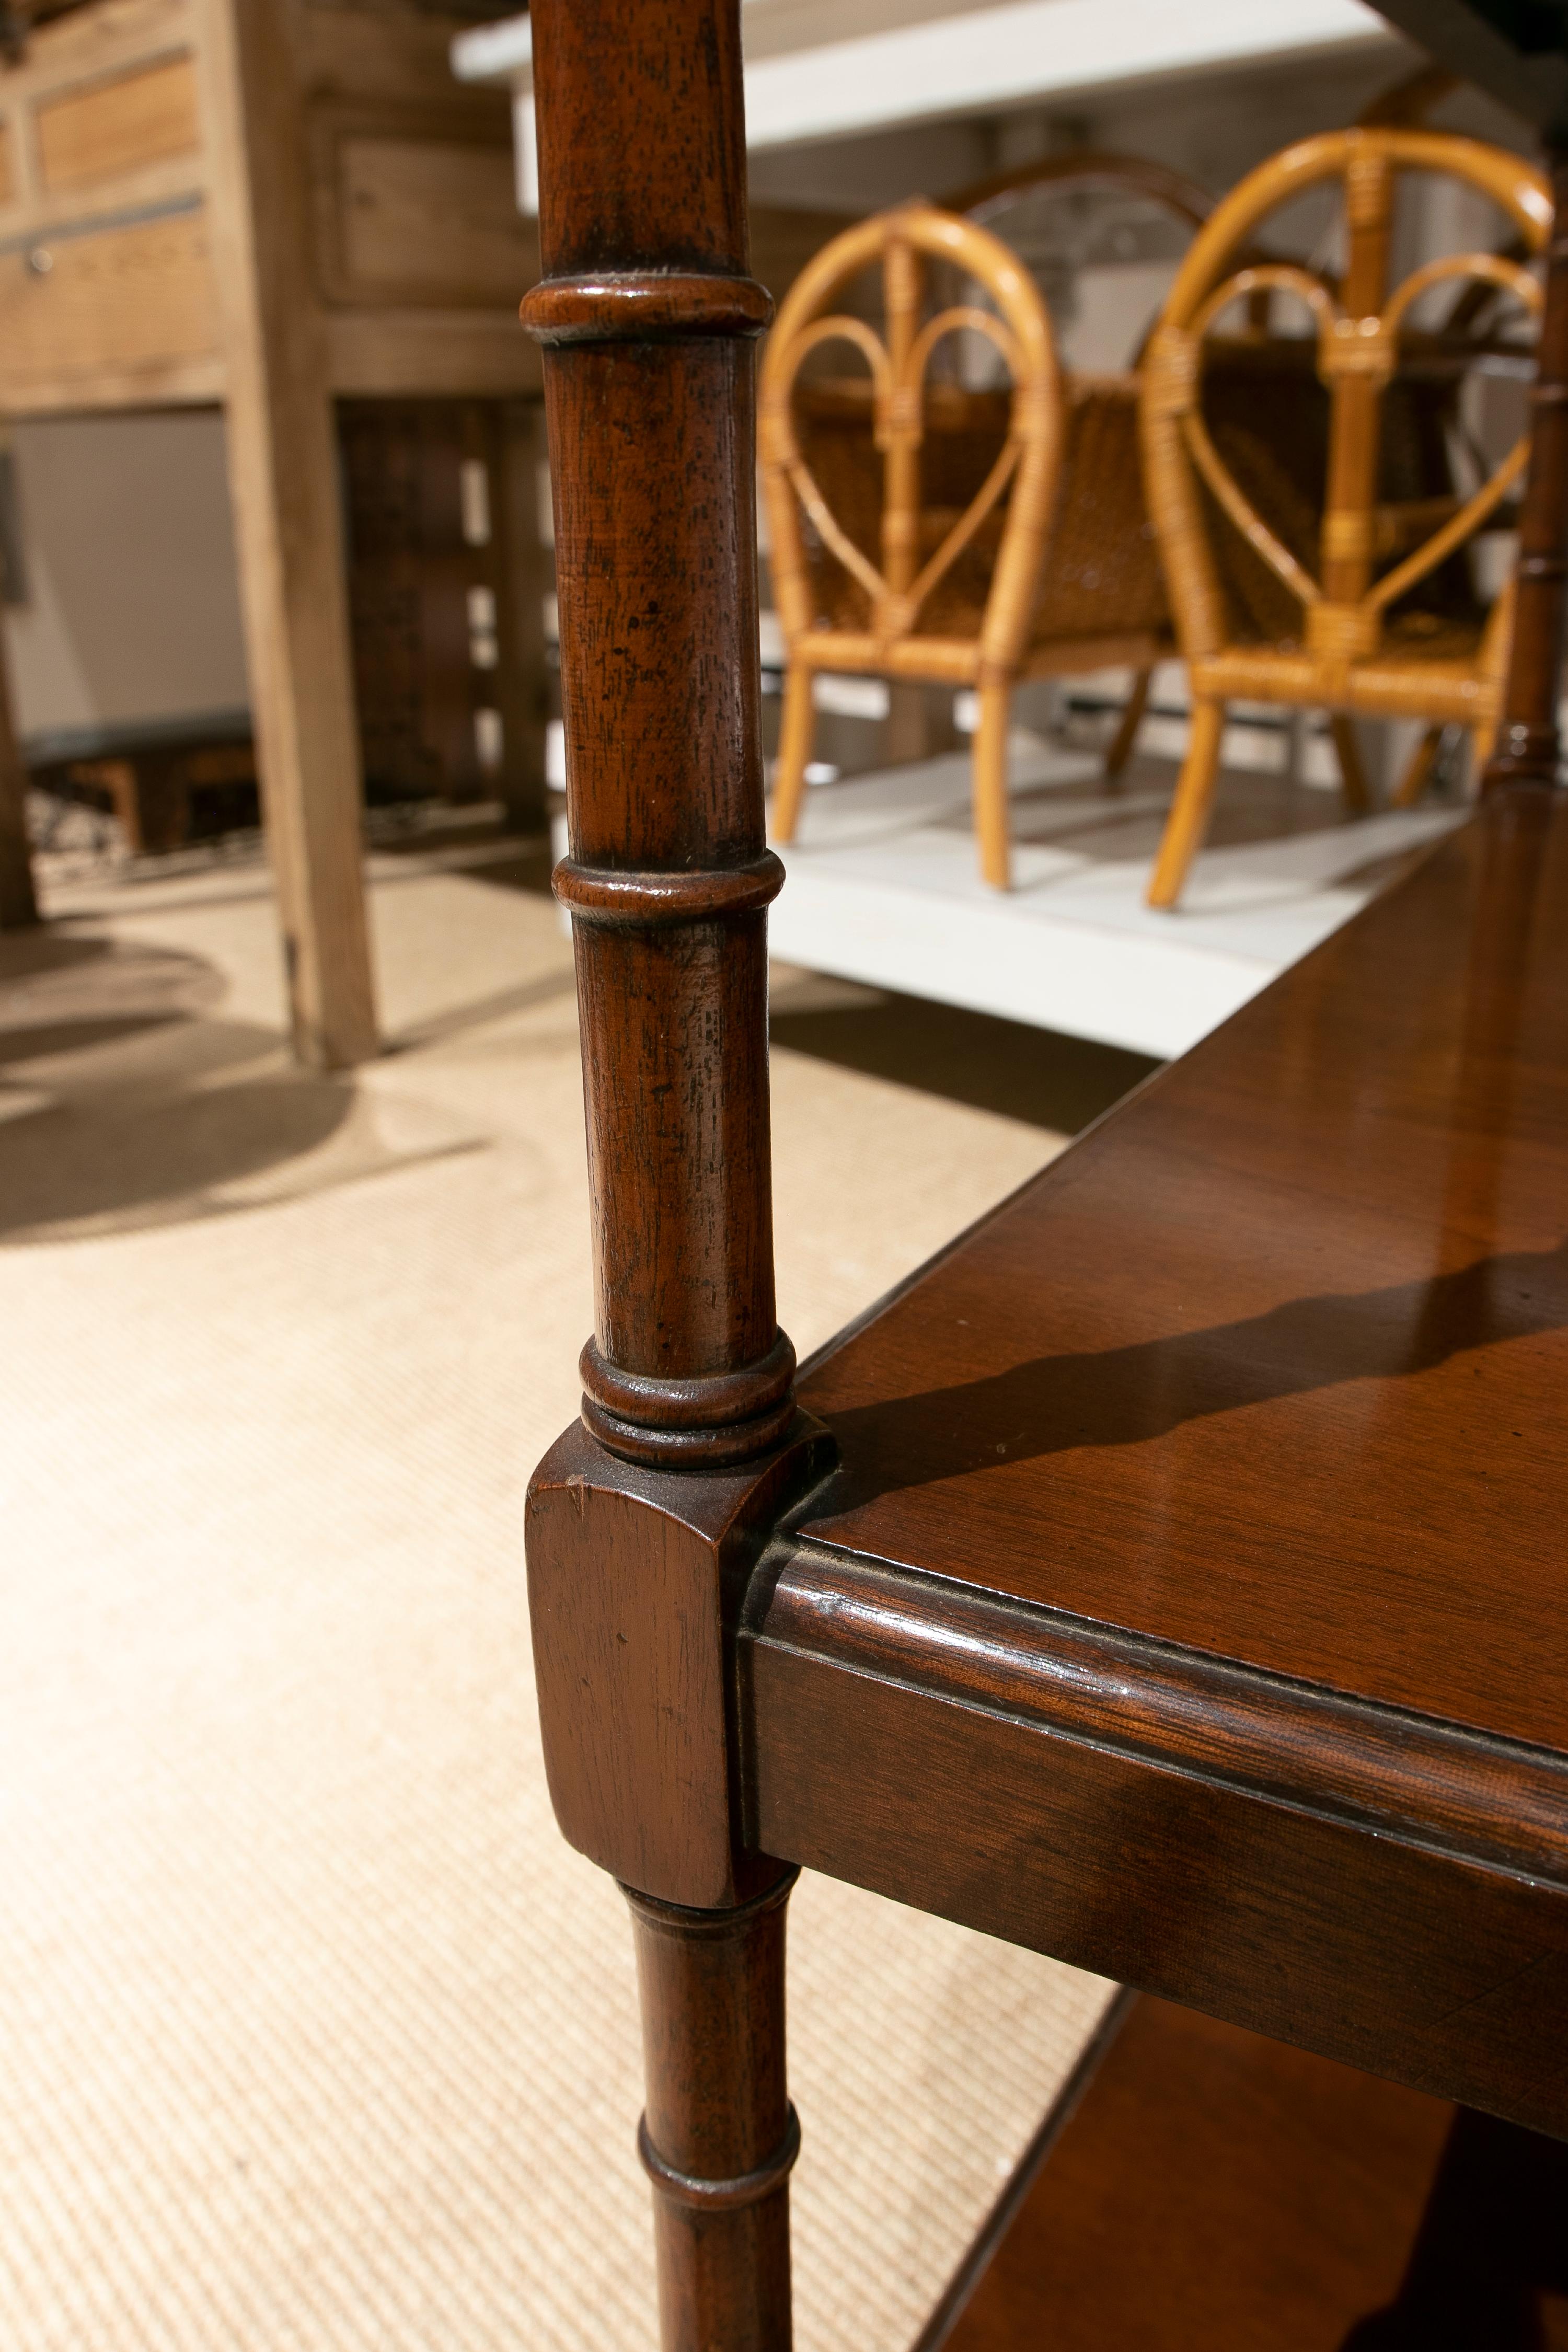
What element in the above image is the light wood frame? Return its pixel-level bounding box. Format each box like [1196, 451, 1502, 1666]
[759, 202, 1169, 891]
[1140, 127, 1552, 909]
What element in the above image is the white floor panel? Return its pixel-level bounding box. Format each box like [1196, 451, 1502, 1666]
[768, 750, 1463, 1060]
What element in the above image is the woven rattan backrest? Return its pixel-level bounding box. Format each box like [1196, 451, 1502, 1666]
[1142, 130, 1551, 675]
[758, 204, 1059, 673]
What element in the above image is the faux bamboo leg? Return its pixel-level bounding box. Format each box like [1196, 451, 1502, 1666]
[1330, 714, 1373, 815]
[627, 1874, 799, 2352]
[1104, 668, 1152, 782]
[973, 675, 1012, 889]
[770, 665, 815, 845]
[1147, 698, 1224, 909]
[1393, 723, 1445, 809]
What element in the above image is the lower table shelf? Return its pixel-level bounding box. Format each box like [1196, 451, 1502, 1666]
[920, 1993, 1568, 2351]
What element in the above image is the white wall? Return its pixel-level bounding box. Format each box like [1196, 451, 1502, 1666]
[2, 408, 250, 742]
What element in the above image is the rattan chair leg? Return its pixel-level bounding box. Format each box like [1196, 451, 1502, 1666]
[1147, 697, 1225, 909]
[1393, 723, 1445, 808]
[1330, 715, 1374, 815]
[1104, 668, 1153, 782]
[770, 665, 816, 845]
[973, 677, 1013, 889]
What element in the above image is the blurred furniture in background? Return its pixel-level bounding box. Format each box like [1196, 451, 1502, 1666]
[944, 148, 1212, 776]
[0, 0, 543, 1059]
[1142, 126, 1549, 907]
[0, 0, 846, 1051]
[760, 200, 1175, 889]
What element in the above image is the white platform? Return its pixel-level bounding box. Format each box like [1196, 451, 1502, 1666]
[768, 742, 1462, 1060]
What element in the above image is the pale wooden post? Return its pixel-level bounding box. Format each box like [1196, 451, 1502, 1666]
[193, 0, 378, 1068]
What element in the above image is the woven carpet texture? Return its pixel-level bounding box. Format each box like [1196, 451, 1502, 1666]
[0, 833, 1125, 2350]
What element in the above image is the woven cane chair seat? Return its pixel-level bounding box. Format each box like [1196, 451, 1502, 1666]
[791, 374, 1169, 651]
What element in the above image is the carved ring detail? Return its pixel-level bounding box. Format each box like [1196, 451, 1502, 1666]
[521, 271, 773, 344]
[637, 2105, 802, 2211]
[554, 853, 785, 927]
[581, 1331, 799, 1469]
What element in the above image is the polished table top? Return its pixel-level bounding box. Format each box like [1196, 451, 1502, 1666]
[793, 793, 1568, 1759]
[745, 795, 1568, 2129]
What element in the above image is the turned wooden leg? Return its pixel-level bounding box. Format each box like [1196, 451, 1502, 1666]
[770, 665, 815, 845]
[627, 1872, 799, 2352]
[1330, 713, 1373, 814]
[1104, 666, 1152, 782]
[1147, 696, 1224, 909]
[973, 674, 1012, 889]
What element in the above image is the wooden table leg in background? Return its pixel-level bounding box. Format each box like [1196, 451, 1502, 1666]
[195, 0, 378, 1069]
[520, 3, 824, 2345]
[0, 631, 37, 930]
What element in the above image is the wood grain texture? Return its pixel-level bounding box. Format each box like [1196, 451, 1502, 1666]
[321, 116, 529, 308]
[35, 52, 200, 191]
[521, 0, 798, 1469]
[527, 1415, 828, 1908]
[744, 790, 1568, 2138]
[628, 1878, 798, 2352]
[322, 306, 540, 398]
[196, 0, 377, 1068]
[0, 211, 220, 403]
[929, 1995, 1568, 2352]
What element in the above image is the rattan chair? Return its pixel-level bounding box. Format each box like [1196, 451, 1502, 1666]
[759, 203, 1175, 889]
[1141, 128, 1550, 908]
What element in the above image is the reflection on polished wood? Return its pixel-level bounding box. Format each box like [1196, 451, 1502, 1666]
[926, 1996, 1568, 2352]
[745, 791, 1568, 2136]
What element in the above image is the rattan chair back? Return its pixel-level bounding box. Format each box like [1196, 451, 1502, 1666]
[1140, 129, 1551, 906]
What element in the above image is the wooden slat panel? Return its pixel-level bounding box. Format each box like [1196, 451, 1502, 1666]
[0, 211, 218, 399]
[36, 54, 200, 193]
[335, 133, 531, 306]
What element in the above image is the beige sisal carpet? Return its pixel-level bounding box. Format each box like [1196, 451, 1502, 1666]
[0, 829, 1127, 2350]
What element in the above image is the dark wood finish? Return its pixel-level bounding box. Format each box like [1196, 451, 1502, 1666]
[521, 0, 796, 1472]
[520, 10, 814, 2342]
[527, 1415, 828, 1909]
[0, 641, 38, 929]
[628, 1874, 799, 2352]
[742, 792, 1568, 2140]
[339, 396, 546, 827]
[927, 1994, 1568, 2352]
[521, 5, 1568, 2346]
[1483, 146, 1568, 799]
